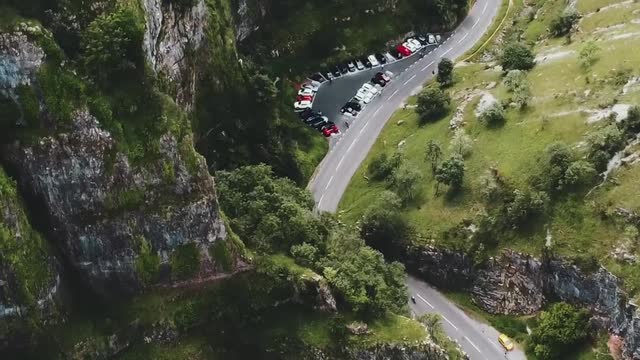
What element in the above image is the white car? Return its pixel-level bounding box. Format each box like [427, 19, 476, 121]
[385, 52, 396, 63]
[355, 60, 365, 70]
[302, 81, 320, 92]
[298, 88, 314, 96]
[408, 38, 422, 49]
[354, 89, 374, 104]
[361, 83, 379, 96]
[430, 34, 438, 44]
[367, 54, 379, 67]
[403, 41, 418, 53]
[294, 100, 312, 111]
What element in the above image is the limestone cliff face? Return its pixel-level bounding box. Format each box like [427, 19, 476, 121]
[305, 340, 454, 360]
[142, 0, 208, 109]
[232, 0, 270, 41]
[406, 248, 640, 359]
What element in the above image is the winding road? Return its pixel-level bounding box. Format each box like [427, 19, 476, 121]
[307, 0, 526, 358]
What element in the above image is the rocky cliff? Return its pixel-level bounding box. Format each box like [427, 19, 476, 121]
[406, 247, 640, 358]
[306, 340, 454, 360]
[142, 0, 208, 109]
[232, 0, 270, 41]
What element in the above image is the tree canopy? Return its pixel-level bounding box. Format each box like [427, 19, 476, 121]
[416, 86, 451, 124]
[500, 42, 535, 71]
[530, 302, 591, 360]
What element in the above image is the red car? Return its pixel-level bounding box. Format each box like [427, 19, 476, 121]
[297, 95, 313, 102]
[321, 123, 339, 137]
[396, 44, 412, 57]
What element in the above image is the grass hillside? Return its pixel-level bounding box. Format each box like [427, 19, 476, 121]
[341, 0, 640, 298]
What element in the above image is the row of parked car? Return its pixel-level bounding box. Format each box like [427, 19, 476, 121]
[293, 82, 339, 137]
[307, 33, 441, 83]
[341, 71, 392, 116]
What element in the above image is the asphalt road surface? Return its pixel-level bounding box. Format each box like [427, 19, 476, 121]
[307, 0, 527, 358]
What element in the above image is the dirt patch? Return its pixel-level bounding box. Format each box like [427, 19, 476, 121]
[587, 104, 632, 123]
[534, 49, 575, 64]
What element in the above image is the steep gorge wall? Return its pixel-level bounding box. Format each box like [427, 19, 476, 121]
[406, 247, 640, 358]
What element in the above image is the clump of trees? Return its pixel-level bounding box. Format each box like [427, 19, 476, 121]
[449, 129, 473, 158]
[437, 58, 454, 87]
[549, 10, 579, 37]
[585, 123, 626, 172]
[368, 151, 404, 181]
[360, 191, 413, 260]
[434, 155, 465, 193]
[500, 42, 535, 71]
[579, 40, 600, 70]
[531, 142, 597, 193]
[529, 302, 591, 360]
[416, 86, 451, 124]
[503, 70, 531, 109]
[217, 164, 408, 317]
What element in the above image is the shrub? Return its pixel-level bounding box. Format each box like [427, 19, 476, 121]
[449, 129, 473, 158]
[586, 124, 625, 172]
[210, 240, 234, 272]
[367, 151, 403, 181]
[478, 102, 505, 127]
[622, 106, 640, 137]
[437, 58, 454, 87]
[135, 236, 160, 285]
[171, 243, 201, 279]
[290, 242, 319, 267]
[529, 302, 591, 360]
[390, 163, 423, 203]
[500, 42, 535, 71]
[435, 156, 465, 192]
[416, 86, 451, 124]
[549, 10, 579, 37]
[361, 192, 412, 259]
[579, 40, 600, 70]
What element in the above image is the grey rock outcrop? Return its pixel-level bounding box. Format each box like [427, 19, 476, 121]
[306, 340, 453, 360]
[5, 110, 233, 297]
[0, 31, 44, 90]
[405, 245, 474, 289]
[233, 0, 270, 41]
[142, 0, 208, 109]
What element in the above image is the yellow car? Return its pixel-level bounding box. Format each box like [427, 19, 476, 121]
[498, 334, 514, 351]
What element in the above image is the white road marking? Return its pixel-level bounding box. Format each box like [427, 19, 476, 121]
[373, 106, 381, 116]
[403, 74, 417, 85]
[360, 122, 370, 134]
[318, 194, 325, 206]
[442, 48, 452, 56]
[482, 2, 488, 13]
[465, 337, 483, 354]
[324, 176, 334, 190]
[457, 32, 469, 44]
[442, 316, 459, 331]
[416, 294, 434, 309]
[473, 18, 480, 29]
[347, 139, 357, 153]
[388, 89, 400, 100]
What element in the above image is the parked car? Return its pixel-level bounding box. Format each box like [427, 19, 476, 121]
[416, 34, 428, 45]
[355, 88, 374, 104]
[355, 59, 365, 70]
[435, 34, 441, 43]
[390, 48, 404, 59]
[309, 73, 325, 82]
[298, 108, 316, 120]
[374, 71, 391, 83]
[297, 95, 313, 102]
[321, 123, 339, 136]
[403, 40, 419, 52]
[347, 61, 356, 72]
[360, 56, 372, 68]
[396, 44, 412, 57]
[367, 54, 379, 67]
[331, 66, 341, 77]
[340, 104, 359, 116]
[324, 70, 334, 80]
[498, 334, 514, 351]
[309, 116, 329, 128]
[301, 82, 319, 92]
[408, 38, 422, 50]
[345, 101, 362, 111]
[294, 100, 312, 111]
[298, 88, 314, 96]
[371, 77, 386, 87]
[362, 83, 379, 96]
[428, 34, 437, 44]
[374, 53, 387, 64]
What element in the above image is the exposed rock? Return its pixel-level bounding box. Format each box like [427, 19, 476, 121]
[0, 32, 45, 90]
[404, 245, 474, 289]
[347, 321, 370, 335]
[233, 0, 270, 41]
[4, 109, 239, 297]
[142, 0, 208, 109]
[306, 340, 454, 360]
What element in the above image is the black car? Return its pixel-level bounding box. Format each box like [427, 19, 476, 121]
[345, 101, 362, 111]
[374, 53, 387, 64]
[299, 109, 316, 120]
[322, 69, 334, 81]
[338, 63, 349, 74]
[340, 104, 358, 115]
[309, 117, 328, 129]
[389, 48, 403, 59]
[347, 61, 356, 72]
[416, 35, 429, 45]
[331, 66, 341, 77]
[360, 56, 372, 68]
[371, 77, 386, 87]
[309, 73, 325, 82]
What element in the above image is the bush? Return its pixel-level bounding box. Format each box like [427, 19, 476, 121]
[503, 70, 531, 109]
[500, 42, 535, 71]
[171, 243, 201, 279]
[529, 302, 591, 360]
[478, 102, 505, 127]
[435, 156, 465, 192]
[579, 41, 600, 70]
[367, 151, 403, 181]
[390, 163, 423, 203]
[504, 189, 549, 229]
[549, 10, 579, 37]
[416, 86, 451, 124]
[449, 129, 473, 158]
[290, 242, 319, 267]
[361, 192, 412, 259]
[622, 106, 640, 135]
[586, 124, 625, 172]
[531, 142, 596, 193]
[437, 58, 454, 87]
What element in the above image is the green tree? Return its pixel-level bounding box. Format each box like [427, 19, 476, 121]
[321, 230, 407, 316]
[368, 151, 404, 181]
[435, 156, 465, 193]
[563, 160, 597, 186]
[549, 10, 579, 37]
[500, 42, 535, 71]
[529, 302, 590, 360]
[425, 140, 443, 174]
[478, 102, 506, 127]
[449, 129, 473, 158]
[82, 8, 144, 82]
[437, 58, 454, 87]
[290, 242, 319, 267]
[504, 70, 531, 109]
[416, 86, 451, 124]
[622, 105, 640, 135]
[579, 40, 600, 70]
[390, 163, 423, 203]
[586, 124, 625, 172]
[417, 313, 442, 338]
[360, 191, 412, 259]
[531, 142, 596, 193]
[504, 189, 549, 229]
